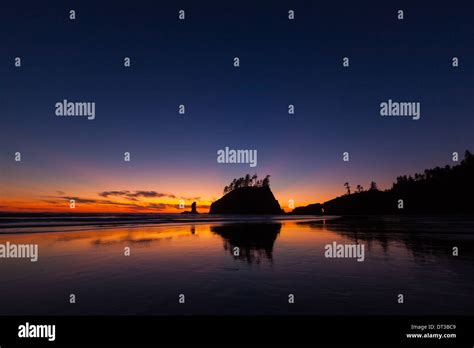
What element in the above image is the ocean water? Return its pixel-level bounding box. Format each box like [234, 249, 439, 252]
[0, 214, 473, 315]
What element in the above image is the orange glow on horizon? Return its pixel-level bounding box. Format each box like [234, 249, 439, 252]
[0, 198, 213, 213]
[0, 172, 341, 214]
[0, 191, 335, 214]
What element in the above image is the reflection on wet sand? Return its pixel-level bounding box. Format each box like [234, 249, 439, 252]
[298, 216, 474, 262]
[1, 217, 474, 315]
[55, 226, 197, 248]
[211, 223, 281, 263]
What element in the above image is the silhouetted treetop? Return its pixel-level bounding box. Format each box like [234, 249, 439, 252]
[369, 181, 378, 191]
[344, 182, 351, 195]
[223, 174, 270, 195]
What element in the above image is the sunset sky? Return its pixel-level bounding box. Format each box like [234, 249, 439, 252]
[1, 1, 473, 213]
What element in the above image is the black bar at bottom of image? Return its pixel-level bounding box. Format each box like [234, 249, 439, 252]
[0, 316, 472, 346]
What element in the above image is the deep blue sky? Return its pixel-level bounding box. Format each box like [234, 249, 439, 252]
[1, 0, 473, 211]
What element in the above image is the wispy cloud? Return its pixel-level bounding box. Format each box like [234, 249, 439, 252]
[98, 190, 200, 201]
[99, 190, 170, 199]
[57, 196, 174, 211]
[39, 191, 207, 212]
[63, 196, 101, 204]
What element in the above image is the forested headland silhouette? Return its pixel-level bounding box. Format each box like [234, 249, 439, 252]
[292, 150, 474, 215]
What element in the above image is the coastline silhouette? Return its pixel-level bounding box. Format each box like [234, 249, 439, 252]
[1, 151, 473, 220]
[292, 150, 474, 215]
[206, 151, 474, 216]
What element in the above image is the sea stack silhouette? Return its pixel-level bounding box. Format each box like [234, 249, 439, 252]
[181, 201, 199, 214]
[210, 174, 282, 215]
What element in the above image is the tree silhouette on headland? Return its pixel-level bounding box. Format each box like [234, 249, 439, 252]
[369, 181, 378, 191]
[223, 174, 271, 195]
[344, 182, 351, 195]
